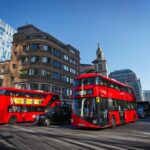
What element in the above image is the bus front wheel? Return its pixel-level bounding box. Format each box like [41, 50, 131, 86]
[111, 117, 116, 128]
[9, 116, 17, 124]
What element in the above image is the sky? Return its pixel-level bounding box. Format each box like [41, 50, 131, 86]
[0, 0, 150, 90]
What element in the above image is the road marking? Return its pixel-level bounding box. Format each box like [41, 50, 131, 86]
[12, 125, 35, 133]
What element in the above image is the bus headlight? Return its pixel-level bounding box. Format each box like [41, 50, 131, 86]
[36, 115, 39, 121]
[92, 119, 98, 125]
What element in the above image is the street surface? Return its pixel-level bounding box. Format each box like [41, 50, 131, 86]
[0, 117, 150, 150]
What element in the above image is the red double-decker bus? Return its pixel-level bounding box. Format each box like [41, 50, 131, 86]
[72, 73, 138, 128]
[0, 87, 61, 124]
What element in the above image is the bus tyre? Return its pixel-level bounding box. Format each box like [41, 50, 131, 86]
[111, 117, 116, 128]
[9, 116, 17, 124]
[44, 118, 51, 126]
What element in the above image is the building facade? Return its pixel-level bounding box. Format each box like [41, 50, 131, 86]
[0, 60, 11, 87]
[92, 44, 107, 76]
[109, 69, 144, 101]
[1, 24, 80, 103]
[0, 19, 16, 61]
[143, 90, 150, 101]
[80, 64, 95, 74]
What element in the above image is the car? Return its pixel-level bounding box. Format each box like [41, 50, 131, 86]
[137, 108, 145, 118]
[36, 106, 71, 126]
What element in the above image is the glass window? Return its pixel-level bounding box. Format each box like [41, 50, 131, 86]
[63, 54, 69, 61]
[62, 76, 70, 83]
[62, 88, 70, 98]
[31, 43, 41, 50]
[41, 84, 50, 92]
[30, 84, 39, 90]
[30, 56, 35, 63]
[40, 70, 50, 77]
[42, 57, 47, 63]
[43, 45, 48, 51]
[53, 48, 61, 58]
[20, 70, 28, 77]
[74, 77, 96, 87]
[53, 60, 61, 69]
[72, 98, 97, 118]
[63, 65, 69, 72]
[70, 68, 76, 74]
[29, 69, 38, 76]
[23, 45, 30, 51]
[52, 72, 61, 81]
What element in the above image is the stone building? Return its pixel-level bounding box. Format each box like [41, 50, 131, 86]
[0, 24, 80, 103]
[92, 44, 107, 76]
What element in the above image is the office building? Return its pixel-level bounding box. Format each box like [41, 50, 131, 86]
[143, 90, 150, 101]
[0, 24, 80, 103]
[109, 69, 144, 101]
[0, 19, 16, 61]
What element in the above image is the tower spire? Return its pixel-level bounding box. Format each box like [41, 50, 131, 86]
[98, 43, 100, 49]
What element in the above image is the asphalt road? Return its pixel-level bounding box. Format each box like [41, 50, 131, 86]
[0, 117, 150, 150]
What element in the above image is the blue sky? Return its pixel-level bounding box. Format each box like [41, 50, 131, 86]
[1, 0, 150, 90]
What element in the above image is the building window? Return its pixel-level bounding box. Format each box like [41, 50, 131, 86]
[12, 64, 16, 69]
[23, 45, 30, 51]
[0, 67, 4, 74]
[53, 48, 61, 58]
[30, 84, 39, 90]
[41, 84, 50, 92]
[52, 72, 61, 81]
[62, 75, 70, 83]
[63, 54, 69, 61]
[70, 78, 74, 84]
[43, 45, 51, 51]
[30, 56, 40, 63]
[70, 58, 76, 65]
[19, 84, 27, 89]
[69, 49, 76, 55]
[70, 68, 76, 74]
[53, 60, 61, 69]
[21, 57, 29, 64]
[99, 64, 102, 70]
[62, 88, 70, 99]
[31, 43, 41, 51]
[62, 65, 69, 72]
[20, 70, 28, 77]
[0, 79, 3, 86]
[42, 57, 51, 64]
[30, 56, 35, 63]
[29, 69, 38, 76]
[52, 86, 60, 93]
[14, 52, 17, 56]
[40, 70, 50, 77]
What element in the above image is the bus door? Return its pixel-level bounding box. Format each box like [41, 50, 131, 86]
[118, 101, 125, 123]
[98, 97, 109, 127]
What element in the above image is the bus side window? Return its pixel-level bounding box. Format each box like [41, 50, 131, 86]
[108, 98, 114, 111]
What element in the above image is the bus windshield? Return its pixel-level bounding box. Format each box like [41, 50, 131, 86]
[72, 98, 98, 118]
[74, 77, 97, 87]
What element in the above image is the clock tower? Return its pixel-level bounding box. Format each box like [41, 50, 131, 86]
[92, 44, 107, 76]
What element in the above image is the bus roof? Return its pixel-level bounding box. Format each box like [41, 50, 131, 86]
[0, 87, 57, 95]
[75, 73, 131, 88]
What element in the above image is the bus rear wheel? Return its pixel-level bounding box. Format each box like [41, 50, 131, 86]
[9, 116, 17, 124]
[111, 117, 116, 128]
